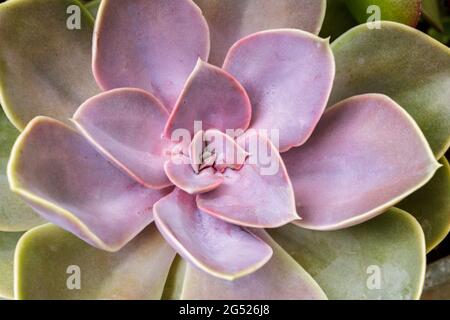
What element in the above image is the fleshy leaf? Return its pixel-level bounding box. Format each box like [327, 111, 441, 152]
[319, 0, 358, 41]
[283, 94, 440, 230]
[422, 255, 450, 300]
[0, 107, 44, 231]
[165, 130, 249, 194]
[8, 117, 171, 252]
[189, 130, 205, 173]
[422, 0, 444, 31]
[153, 189, 272, 281]
[93, 0, 210, 110]
[85, 0, 100, 18]
[161, 255, 187, 300]
[0, 231, 23, 299]
[164, 60, 251, 138]
[194, 0, 326, 65]
[15, 223, 176, 300]
[73, 88, 172, 189]
[397, 157, 450, 252]
[181, 230, 327, 300]
[270, 208, 426, 300]
[164, 155, 224, 194]
[330, 21, 450, 158]
[0, 0, 99, 129]
[202, 129, 248, 171]
[197, 132, 298, 228]
[223, 29, 335, 152]
[344, 0, 422, 27]
[428, 15, 450, 44]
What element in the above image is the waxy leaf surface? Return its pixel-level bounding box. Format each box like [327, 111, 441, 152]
[330, 22, 450, 158]
[270, 208, 426, 299]
[15, 224, 175, 299]
[0, 0, 99, 129]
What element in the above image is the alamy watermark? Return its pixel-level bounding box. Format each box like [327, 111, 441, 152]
[366, 5, 381, 29]
[366, 265, 382, 290]
[66, 265, 81, 290]
[66, 5, 81, 30]
[168, 121, 281, 176]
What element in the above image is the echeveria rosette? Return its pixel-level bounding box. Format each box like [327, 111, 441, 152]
[0, 0, 447, 300]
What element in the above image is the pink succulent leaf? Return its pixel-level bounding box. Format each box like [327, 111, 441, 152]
[153, 188, 273, 280]
[203, 129, 249, 172]
[7, 117, 172, 252]
[165, 129, 248, 194]
[72, 88, 172, 189]
[197, 132, 299, 228]
[164, 60, 252, 138]
[223, 29, 335, 152]
[283, 94, 441, 230]
[93, 0, 210, 110]
[189, 130, 206, 173]
[194, 0, 326, 66]
[164, 154, 224, 194]
[181, 229, 327, 300]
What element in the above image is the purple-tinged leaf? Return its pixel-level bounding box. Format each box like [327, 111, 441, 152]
[164, 60, 251, 138]
[189, 130, 205, 173]
[203, 129, 248, 171]
[283, 94, 440, 230]
[194, 0, 326, 65]
[73, 88, 172, 189]
[153, 189, 272, 280]
[8, 117, 171, 251]
[197, 132, 298, 227]
[93, 0, 210, 110]
[164, 155, 224, 195]
[181, 230, 326, 300]
[330, 21, 450, 158]
[223, 29, 335, 152]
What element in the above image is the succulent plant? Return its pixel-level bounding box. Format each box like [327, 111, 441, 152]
[0, 0, 449, 300]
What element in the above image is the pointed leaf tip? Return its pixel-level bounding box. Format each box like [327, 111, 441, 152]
[223, 29, 335, 152]
[284, 94, 439, 230]
[154, 188, 273, 281]
[93, 0, 210, 110]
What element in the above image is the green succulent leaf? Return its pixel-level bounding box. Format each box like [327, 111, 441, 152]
[330, 21, 450, 158]
[397, 157, 450, 252]
[422, 0, 444, 32]
[180, 231, 327, 300]
[344, 0, 421, 27]
[270, 208, 426, 300]
[428, 15, 450, 45]
[0, 231, 23, 299]
[161, 255, 187, 300]
[320, 0, 358, 41]
[422, 255, 450, 299]
[15, 223, 176, 300]
[85, 0, 100, 17]
[0, 0, 99, 130]
[0, 108, 44, 231]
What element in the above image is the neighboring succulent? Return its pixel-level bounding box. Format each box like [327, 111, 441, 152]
[0, 0, 449, 300]
[320, 0, 446, 41]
